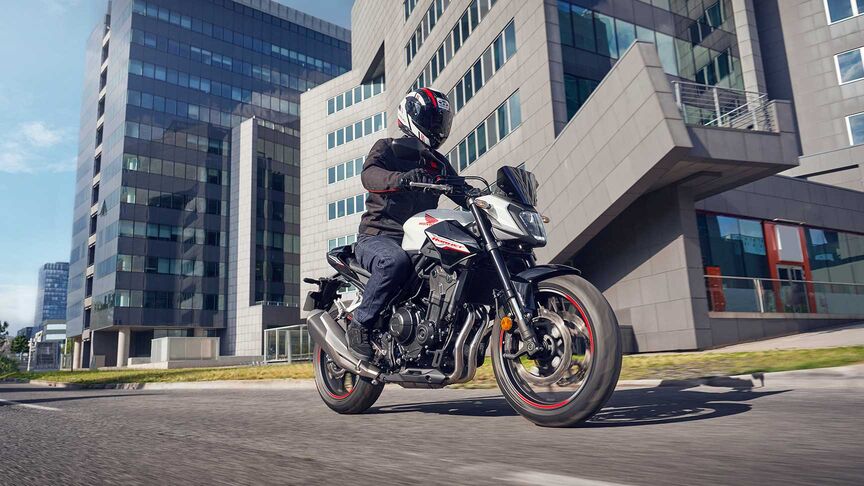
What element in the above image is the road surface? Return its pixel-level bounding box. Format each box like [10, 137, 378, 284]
[1, 381, 862, 485]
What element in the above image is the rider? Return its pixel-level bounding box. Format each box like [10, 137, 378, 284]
[346, 88, 456, 360]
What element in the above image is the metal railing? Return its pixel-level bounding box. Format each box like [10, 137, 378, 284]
[672, 81, 776, 132]
[263, 324, 312, 363]
[705, 275, 864, 315]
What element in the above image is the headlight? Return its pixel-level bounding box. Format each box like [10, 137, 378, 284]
[517, 210, 547, 243]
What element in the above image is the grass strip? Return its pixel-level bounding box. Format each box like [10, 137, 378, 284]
[3, 346, 863, 387]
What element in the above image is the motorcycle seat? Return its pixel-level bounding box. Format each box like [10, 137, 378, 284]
[329, 244, 371, 280]
[345, 255, 371, 279]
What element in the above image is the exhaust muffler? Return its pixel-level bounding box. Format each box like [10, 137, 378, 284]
[306, 310, 382, 382]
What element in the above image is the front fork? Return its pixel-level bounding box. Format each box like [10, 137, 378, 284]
[469, 203, 543, 357]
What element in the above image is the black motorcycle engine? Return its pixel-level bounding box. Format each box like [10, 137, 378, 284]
[416, 320, 441, 347]
[389, 307, 421, 345]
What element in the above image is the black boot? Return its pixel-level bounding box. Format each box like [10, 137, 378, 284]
[346, 321, 373, 360]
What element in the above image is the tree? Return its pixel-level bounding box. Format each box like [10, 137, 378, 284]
[0, 321, 8, 347]
[11, 335, 29, 356]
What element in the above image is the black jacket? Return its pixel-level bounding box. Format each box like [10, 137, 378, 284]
[359, 136, 458, 238]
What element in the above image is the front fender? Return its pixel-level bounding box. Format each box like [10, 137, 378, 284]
[514, 264, 581, 284]
[511, 264, 581, 313]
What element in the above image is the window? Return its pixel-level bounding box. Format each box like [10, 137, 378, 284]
[327, 194, 367, 220]
[404, 0, 451, 65]
[410, 0, 497, 92]
[847, 112, 864, 145]
[326, 76, 386, 115]
[594, 13, 617, 59]
[327, 157, 365, 184]
[615, 19, 636, 55]
[823, 0, 863, 23]
[835, 47, 864, 84]
[697, 213, 770, 279]
[447, 91, 521, 171]
[327, 113, 386, 150]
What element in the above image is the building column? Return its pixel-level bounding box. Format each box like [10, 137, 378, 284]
[72, 338, 82, 370]
[116, 328, 130, 368]
[731, 0, 767, 93]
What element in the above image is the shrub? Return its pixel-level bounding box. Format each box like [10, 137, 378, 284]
[0, 355, 19, 375]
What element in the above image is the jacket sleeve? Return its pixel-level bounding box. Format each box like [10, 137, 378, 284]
[427, 149, 468, 208]
[361, 139, 405, 193]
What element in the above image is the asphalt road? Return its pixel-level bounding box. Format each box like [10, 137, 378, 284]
[1, 381, 862, 485]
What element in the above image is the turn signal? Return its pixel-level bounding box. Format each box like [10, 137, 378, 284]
[500, 316, 513, 332]
[475, 199, 490, 209]
[541, 215, 550, 223]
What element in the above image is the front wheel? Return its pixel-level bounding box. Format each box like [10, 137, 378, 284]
[492, 274, 621, 427]
[313, 344, 384, 414]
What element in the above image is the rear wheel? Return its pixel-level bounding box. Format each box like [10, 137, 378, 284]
[492, 274, 621, 427]
[313, 344, 384, 414]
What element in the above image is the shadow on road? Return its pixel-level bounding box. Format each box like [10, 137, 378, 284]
[371, 385, 789, 427]
[585, 386, 788, 427]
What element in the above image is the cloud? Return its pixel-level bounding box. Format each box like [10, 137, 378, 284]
[20, 121, 64, 147]
[0, 284, 37, 332]
[0, 121, 74, 174]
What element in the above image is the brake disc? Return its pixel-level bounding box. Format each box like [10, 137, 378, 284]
[516, 308, 573, 387]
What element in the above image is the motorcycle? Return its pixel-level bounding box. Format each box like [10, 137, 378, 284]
[304, 153, 622, 427]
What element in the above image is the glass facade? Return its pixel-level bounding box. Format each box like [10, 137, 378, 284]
[698, 212, 864, 314]
[35, 263, 70, 326]
[557, 0, 744, 119]
[67, 0, 349, 344]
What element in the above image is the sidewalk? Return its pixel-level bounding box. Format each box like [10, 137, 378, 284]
[709, 322, 864, 353]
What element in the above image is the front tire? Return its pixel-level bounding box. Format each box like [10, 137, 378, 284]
[492, 274, 621, 427]
[313, 344, 384, 414]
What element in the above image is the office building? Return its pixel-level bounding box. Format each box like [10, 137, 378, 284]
[34, 262, 69, 327]
[66, 0, 350, 367]
[16, 327, 35, 340]
[300, 0, 864, 352]
[756, 0, 864, 190]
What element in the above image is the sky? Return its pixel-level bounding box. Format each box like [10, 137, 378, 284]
[0, 0, 353, 335]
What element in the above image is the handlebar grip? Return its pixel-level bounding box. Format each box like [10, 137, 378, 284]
[408, 182, 452, 193]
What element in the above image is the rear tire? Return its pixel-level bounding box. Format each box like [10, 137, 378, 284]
[492, 274, 621, 427]
[313, 344, 384, 414]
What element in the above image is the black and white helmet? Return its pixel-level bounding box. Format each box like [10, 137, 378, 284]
[396, 88, 453, 149]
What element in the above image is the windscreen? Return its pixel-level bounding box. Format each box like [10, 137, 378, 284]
[495, 166, 539, 206]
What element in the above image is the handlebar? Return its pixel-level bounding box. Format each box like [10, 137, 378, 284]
[409, 181, 453, 193]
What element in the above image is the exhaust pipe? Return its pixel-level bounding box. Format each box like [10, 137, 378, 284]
[307, 310, 382, 382]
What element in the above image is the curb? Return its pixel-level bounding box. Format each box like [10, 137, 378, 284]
[27, 378, 318, 391]
[19, 364, 864, 391]
[616, 363, 864, 389]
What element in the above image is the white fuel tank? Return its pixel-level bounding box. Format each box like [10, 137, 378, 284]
[401, 209, 475, 251]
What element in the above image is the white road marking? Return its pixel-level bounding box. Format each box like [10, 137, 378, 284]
[0, 398, 62, 412]
[505, 471, 633, 486]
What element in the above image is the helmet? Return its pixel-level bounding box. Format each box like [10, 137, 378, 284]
[396, 88, 453, 149]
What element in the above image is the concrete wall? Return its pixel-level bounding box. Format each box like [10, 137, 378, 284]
[225, 120, 262, 356]
[570, 186, 708, 352]
[697, 175, 864, 236]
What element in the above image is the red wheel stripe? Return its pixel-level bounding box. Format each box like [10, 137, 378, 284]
[319, 348, 354, 400]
